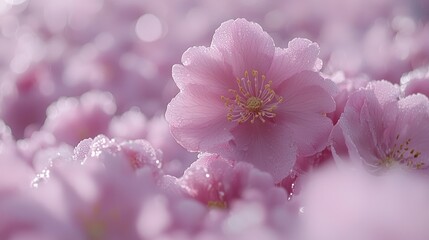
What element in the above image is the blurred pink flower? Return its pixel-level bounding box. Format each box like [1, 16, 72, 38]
[175, 154, 296, 239]
[146, 115, 196, 177]
[0, 65, 56, 139]
[401, 65, 429, 97]
[72, 135, 163, 176]
[30, 134, 164, 187]
[299, 163, 429, 240]
[178, 153, 284, 208]
[31, 152, 208, 240]
[108, 107, 148, 140]
[166, 18, 337, 181]
[0, 192, 79, 240]
[0, 122, 39, 193]
[15, 130, 73, 172]
[331, 80, 429, 172]
[108, 108, 196, 177]
[34, 159, 157, 240]
[0, 155, 35, 196]
[41, 91, 117, 146]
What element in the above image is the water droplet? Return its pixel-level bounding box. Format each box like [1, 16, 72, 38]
[31, 169, 50, 188]
[155, 159, 162, 168]
[289, 170, 298, 179]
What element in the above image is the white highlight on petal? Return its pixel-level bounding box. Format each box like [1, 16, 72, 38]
[4, 0, 27, 6]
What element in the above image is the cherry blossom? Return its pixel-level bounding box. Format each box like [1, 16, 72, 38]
[331, 81, 429, 172]
[166, 18, 336, 181]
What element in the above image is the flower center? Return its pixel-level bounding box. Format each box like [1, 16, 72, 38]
[221, 70, 283, 124]
[246, 96, 263, 112]
[379, 134, 424, 170]
[207, 201, 228, 209]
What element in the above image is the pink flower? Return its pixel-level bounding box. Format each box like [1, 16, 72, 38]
[108, 108, 148, 140]
[72, 135, 163, 176]
[331, 80, 429, 172]
[33, 159, 157, 240]
[0, 65, 56, 139]
[178, 153, 283, 208]
[41, 91, 117, 146]
[166, 18, 337, 181]
[31, 155, 208, 240]
[31, 134, 165, 187]
[16, 130, 73, 171]
[174, 155, 296, 239]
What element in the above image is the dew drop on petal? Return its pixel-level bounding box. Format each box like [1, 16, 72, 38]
[287, 192, 293, 201]
[155, 159, 162, 169]
[31, 169, 50, 188]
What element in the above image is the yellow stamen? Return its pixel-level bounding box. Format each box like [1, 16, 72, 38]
[207, 201, 228, 209]
[379, 135, 425, 170]
[221, 70, 283, 124]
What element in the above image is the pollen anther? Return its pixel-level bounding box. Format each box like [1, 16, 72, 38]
[221, 70, 283, 124]
[378, 135, 425, 170]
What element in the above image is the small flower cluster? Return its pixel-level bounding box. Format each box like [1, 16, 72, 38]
[1, 0, 429, 239]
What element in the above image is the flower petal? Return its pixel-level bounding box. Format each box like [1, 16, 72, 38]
[165, 84, 234, 152]
[340, 97, 385, 167]
[277, 71, 337, 114]
[365, 80, 401, 107]
[268, 38, 322, 87]
[285, 112, 333, 156]
[274, 71, 336, 156]
[228, 123, 296, 182]
[394, 94, 429, 170]
[211, 18, 275, 77]
[331, 83, 401, 170]
[173, 46, 236, 92]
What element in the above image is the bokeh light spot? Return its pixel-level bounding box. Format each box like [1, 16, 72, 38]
[135, 14, 163, 43]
